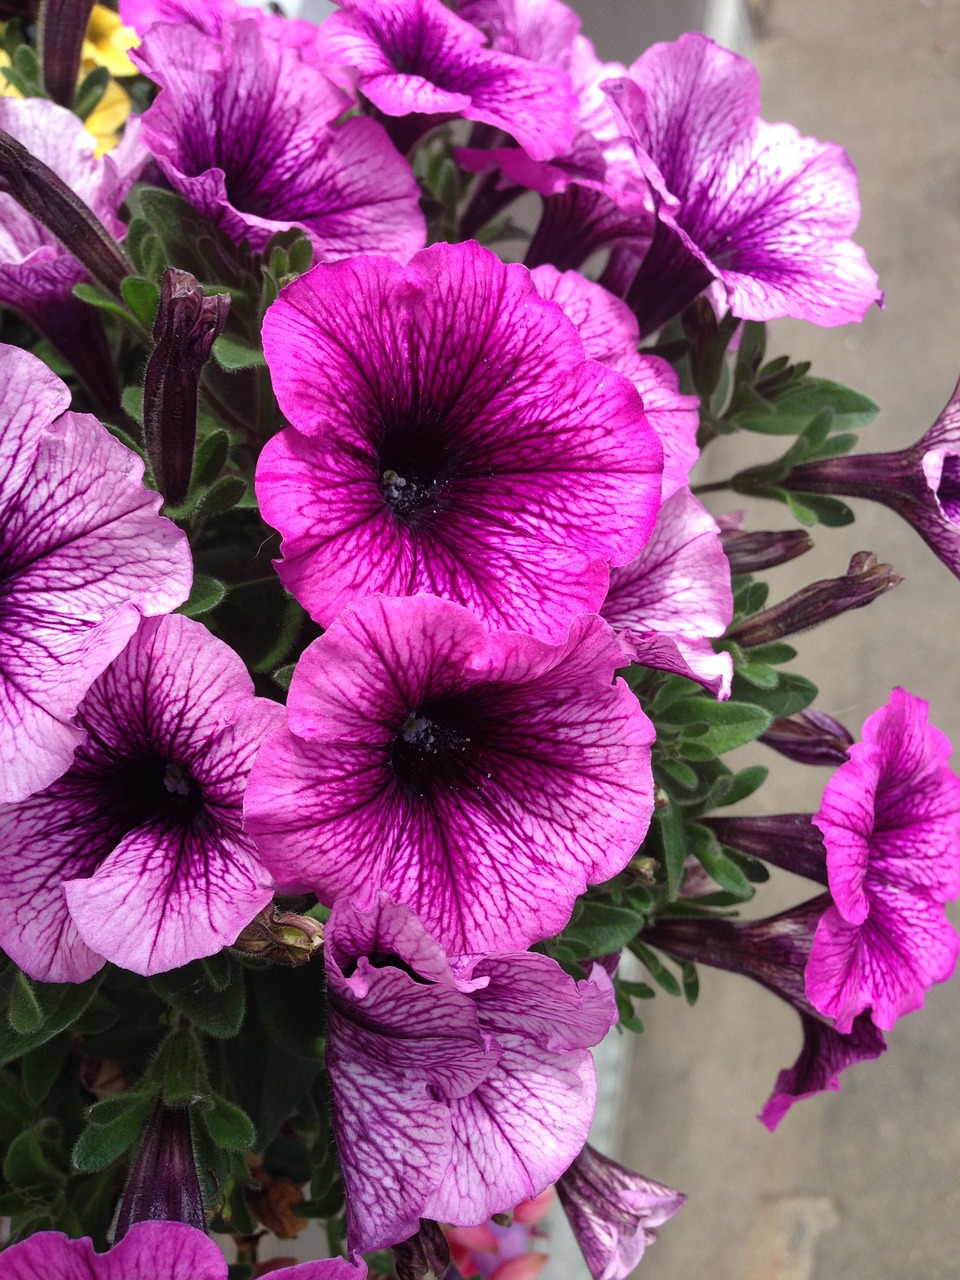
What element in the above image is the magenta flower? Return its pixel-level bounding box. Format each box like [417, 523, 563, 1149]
[784, 376, 960, 582]
[556, 1145, 686, 1280]
[132, 18, 425, 258]
[455, 0, 581, 66]
[324, 894, 615, 1251]
[0, 97, 146, 404]
[529, 265, 698, 498]
[121, 0, 325, 61]
[257, 242, 662, 642]
[601, 487, 734, 698]
[245, 594, 655, 956]
[607, 33, 881, 332]
[0, 344, 191, 805]
[643, 900, 887, 1131]
[806, 688, 960, 1032]
[1, 1221, 365, 1280]
[0, 614, 283, 982]
[317, 0, 576, 160]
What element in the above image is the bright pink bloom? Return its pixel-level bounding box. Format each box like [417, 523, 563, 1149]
[245, 594, 655, 956]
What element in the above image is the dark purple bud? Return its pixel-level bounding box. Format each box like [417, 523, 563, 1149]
[115, 1102, 206, 1241]
[726, 551, 901, 648]
[556, 1144, 685, 1280]
[701, 813, 828, 885]
[0, 127, 130, 296]
[758, 709, 854, 767]
[720, 526, 814, 574]
[783, 374, 960, 583]
[394, 1221, 465, 1280]
[143, 268, 230, 507]
[38, 0, 95, 107]
[232, 905, 324, 966]
[525, 186, 644, 275]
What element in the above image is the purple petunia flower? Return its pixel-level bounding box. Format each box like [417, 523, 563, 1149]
[805, 688, 960, 1032]
[245, 594, 655, 956]
[784, 375, 960, 582]
[132, 18, 425, 258]
[121, 0, 325, 61]
[1, 1221, 366, 1280]
[556, 1144, 685, 1280]
[643, 899, 887, 1131]
[606, 33, 882, 332]
[528, 265, 698, 498]
[601, 486, 734, 698]
[257, 242, 662, 642]
[317, 0, 576, 160]
[0, 344, 191, 805]
[455, 0, 581, 66]
[323, 894, 615, 1251]
[0, 97, 146, 404]
[0, 614, 283, 982]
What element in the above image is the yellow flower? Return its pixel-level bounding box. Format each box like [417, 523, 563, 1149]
[81, 5, 140, 79]
[83, 74, 133, 156]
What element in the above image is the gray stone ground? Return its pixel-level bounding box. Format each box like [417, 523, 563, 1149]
[267, 2, 960, 1276]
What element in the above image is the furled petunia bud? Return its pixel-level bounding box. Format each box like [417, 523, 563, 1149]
[719, 526, 814, 574]
[143, 267, 229, 506]
[394, 1220, 466, 1280]
[702, 813, 828, 884]
[38, 0, 96, 107]
[726, 551, 900, 647]
[115, 1103, 206, 1241]
[758, 709, 854, 766]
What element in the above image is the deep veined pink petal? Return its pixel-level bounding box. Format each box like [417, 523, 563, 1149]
[814, 688, 960, 925]
[246, 595, 655, 955]
[318, 0, 576, 160]
[258, 242, 662, 642]
[0, 615, 281, 980]
[602, 487, 733, 697]
[134, 19, 424, 258]
[455, 0, 581, 66]
[0, 346, 191, 805]
[805, 891, 960, 1033]
[0, 1222, 228, 1280]
[324, 896, 613, 1252]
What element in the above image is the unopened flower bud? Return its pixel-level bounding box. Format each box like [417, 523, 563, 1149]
[38, 0, 96, 108]
[719, 526, 814, 574]
[115, 1102, 206, 1241]
[0, 125, 131, 296]
[143, 268, 230, 507]
[759, 709, 854, 766]
[702, 813, 828, 885]
[232, 905, 324, 966]
[726, 551, 901, 647]
[394, 1220, 465, 1280]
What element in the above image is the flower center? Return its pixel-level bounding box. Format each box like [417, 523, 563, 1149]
[390, 705, 473, 794]
[111, 754, 204, 831]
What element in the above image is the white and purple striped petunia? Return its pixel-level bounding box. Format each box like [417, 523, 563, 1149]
[805, 688, 960, 1032]
[132, 17, 425, 259]
[257, 241, 663, 643]
[324, 894, 616, 1251]
[245, 593, 656, 956]
[606, 32, 883, 332]
[0, 614, 283, 982]
[0, 1220, 366, 1280]
[317, 0, 576, 161]
[0, 344, 191, 805]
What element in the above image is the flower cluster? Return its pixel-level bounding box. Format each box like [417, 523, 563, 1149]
[0, 2, 955, 1280]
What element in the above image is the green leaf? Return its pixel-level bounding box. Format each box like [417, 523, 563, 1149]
[680, 960, 699, 1006]
[151, 960, 246, 1039]
[629, 941, 682, 997]
[746, 642, 797, 665]
[203, 1096, 256, 1152]
[160, 1029, 204, 1106]
[196, 475, 247, 518]
[0, 65, 36, 96]
[0, 1071, 31, 1140]
[714, 765, 768, 808]
[666, 699, 773, 754]
[73, 1096, 152, 1172]
[659, 759, 698, 790]
[252, 968, 326, 1060]
[272, 663, 295, 692]
[178, 574, 227, 618]
[561, 898, 647, 958]
[121, 276, 160, 329]
[121, 386, 145, 425]
[0, 973, 102, 1066]
[192, 429, 230, 488]
[72, 282, 130, 323]
[652, 796, 687, 901]
[730, 672, 817, 720]
[74, 65, 110, 121]
[787, 492, 856, 528]
[732, 377, 879, 435]
[212, 334, 266, 370]
[688, 825, 753, 899]
[8, 971, 43, 1035]
[21, 1034, 69, 1107]
[4, 1127, 65, 1192]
